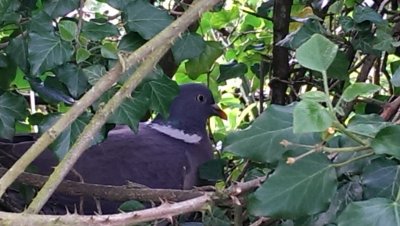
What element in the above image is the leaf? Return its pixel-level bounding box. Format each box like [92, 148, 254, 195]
[59, 20, 77, 41]
[277, 19, 326, 49]
[142, 76, 179, 117]
[76, 48, 91, 64]
[124, 0, 173, 40]
[337, 198, 400, 226]
[199, 159, 225, 182]
[371, 125, 400, 159]
[391, 63, 400, 87]
[55, 64, 89, 98]
[27, 77, 74, 105]
[28, 32, 74, 75]
[6, 35, 28, 73]
[101, 42, 118, 59]
[299, 91, 327, 102]
[0, 92, 28, 139]
[39, 113, 104, 159]
[83, 64, 106, 85]
[0, 54, 16, 90]
[248, 153, 337, 218]
[293, 100, 333, 133]
[295, 34, 338, 73]
[171, 32, 206, 64]
[362, 158, 400, 200]
[185, 41, 223, 79]
[347, 114, 391, 137]
[81, 21, 119, 41]
[118, 200, 145, 212]
[118, 32, 146, 51]
[208, 7, 240, 29]
[29, 11, 53, 34]
[326, 51, 350, 80]
[224, 104, 321, 163]
[353, 6, 384, 24]
[97, 88, 150, 133]
[43, 0, 79, 18]
[342, 83, 380, 102]
[217, 62, 248, 83]
[0, 0, 19, 23]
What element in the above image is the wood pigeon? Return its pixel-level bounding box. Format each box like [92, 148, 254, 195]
[0, 83, 226, 214]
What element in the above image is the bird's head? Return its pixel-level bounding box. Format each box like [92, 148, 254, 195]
[153, 83, 226, 135]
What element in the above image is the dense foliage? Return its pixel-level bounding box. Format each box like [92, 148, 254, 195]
[2, 0, 400, 225]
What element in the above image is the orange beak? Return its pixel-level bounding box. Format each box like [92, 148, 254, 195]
[211, 104, 227, 120]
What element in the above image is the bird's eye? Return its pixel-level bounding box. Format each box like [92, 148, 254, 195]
[196, 94, 206, 103]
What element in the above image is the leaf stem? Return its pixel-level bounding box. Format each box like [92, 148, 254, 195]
[331, 151, 374, 167]
[333, 121, 368, 146]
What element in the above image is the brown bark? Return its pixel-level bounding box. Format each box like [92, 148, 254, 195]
[269, 0, 293, 105]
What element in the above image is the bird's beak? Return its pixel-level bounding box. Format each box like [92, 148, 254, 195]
[211, 104, 227, 120]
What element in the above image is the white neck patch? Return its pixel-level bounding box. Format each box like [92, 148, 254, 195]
[149, 123, 202, 144]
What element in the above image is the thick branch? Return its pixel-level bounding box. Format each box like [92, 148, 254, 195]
[270, 0, 293, 105]
[0, 168, 204, 203]
[0, 177, 265, 226]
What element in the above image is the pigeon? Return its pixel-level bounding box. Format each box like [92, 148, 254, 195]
[0, 83, 226, 214]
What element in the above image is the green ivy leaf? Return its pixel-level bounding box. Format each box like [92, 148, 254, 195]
[171, 32, 206, 64]
[124, 0, 173, 40]
[185, 41, 223, 79]
[118, 32, 146, 51]
[28, 32, 74, 75]
[101, 42, 118, 59]
[371, 125, 400, 159]
[39, 113, 104, 159]
[217, 62, 248, 83]
[299, 91, 327, 102]
[0, 54, 16, 90]
[6, 35, 28, 73]
[342, 83, 380, 102]
[83, 64, 106, 85]
[96, 88, 150, 133]
[346, 114, 391, 137]
[277, 19, 326, 49]
[43, 0, 79, 18]
[353, 6, 384, 24]
[59, 20, 77, 41]
[224, 104, 321, 163]
[55, 64, 89, 98]
[293, 100, 333, 133]
[118, 200, 145, 212]
[29, 11, 53, 33]
[76, 48, 91, 64]
[81, 21, 119, 41]
[141, 76, 179, 117]
[362, 158, 400, 200]
[326, 51, 350, 80]
[295, 34, 338, 73]
[0, 92, 28, 139]
[338, 198, 400, 226]
[248, 153, 337, 218]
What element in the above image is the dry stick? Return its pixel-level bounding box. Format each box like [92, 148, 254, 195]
[0, 177, 265, 226]
[26, 0, 221, 214]
[0, 0, 221, 200]
[0, 167, 204, 203]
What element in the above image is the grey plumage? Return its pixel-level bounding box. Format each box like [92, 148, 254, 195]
[0, 83, 226, 214]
